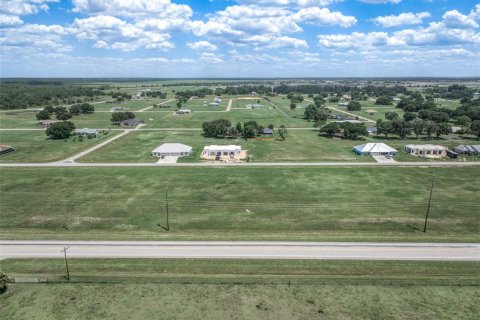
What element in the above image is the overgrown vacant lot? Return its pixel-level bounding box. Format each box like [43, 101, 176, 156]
[93, 97, 169, 111]
[0, 106, 306, 129]
[0, 130, 119, 163]
[0, 167, 478, 241]
[78, 130, 369, 163]
[2, 282, 478, 320]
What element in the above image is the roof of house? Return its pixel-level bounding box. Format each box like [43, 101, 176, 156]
[335, 120, 363, 124]
[353, 143, 398, 153]
[177, 109, 191, 112]
[75, 128, 99, 134]
[405, 144, 447, 151]
[262, 128, 274, 134]
[204, 145, 242, 152]
[367, 127, 378, 132]
[121, 118, 142, 125]
[152, 143, 192, 154]
[246, 104, 262, 108]
[455, 145, 480, 152]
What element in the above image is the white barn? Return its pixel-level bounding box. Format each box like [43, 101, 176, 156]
[203, 145, 241, 156]
[151, 143, 192, 157]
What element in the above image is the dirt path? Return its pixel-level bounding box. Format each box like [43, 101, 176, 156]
[139, 99, 174, 112]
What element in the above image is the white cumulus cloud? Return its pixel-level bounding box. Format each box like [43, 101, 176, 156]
[187, 41, 218, 51]
[293, 7, 357, 27]
[371, 12, 431, 28]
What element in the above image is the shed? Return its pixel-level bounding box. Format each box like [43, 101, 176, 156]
[367, 127, 378, 134]
[176, 109, 192, 115]
[353, 143, 398, 156]
[246, 104, 263, 109]
[37, 120, 57, 128]
[151, 143, 192, 157]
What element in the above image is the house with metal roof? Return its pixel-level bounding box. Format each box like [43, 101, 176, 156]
[262, 128, 274, 136]
[404, 144, 447, 158]
[75, 128, 99, 136]
[151, 143, 192, 157]
[353, 143, 398, 156]
[119, 119, 143, 127]
[454, 145, 480, 155]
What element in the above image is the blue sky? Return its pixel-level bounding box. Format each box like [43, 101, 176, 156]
[0, 0, 479, 77]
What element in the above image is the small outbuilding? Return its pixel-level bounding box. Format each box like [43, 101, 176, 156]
[151, 143, 192, 157]
[246, 104, 263, 109]
[0, 145, 15, 155]
[353, 143, 398, 156]
[175, 109, 192, 115]
[367, 127, 378, 135]
[404, 144, 447, 158]
[262, 128, 274, 136]
[75, 128, 99, 136]
[37, 120, 57, 128]
[454, 145, 480, 155]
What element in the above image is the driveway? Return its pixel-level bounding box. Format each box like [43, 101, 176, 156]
[372, 155, 397, 163]
[156, 156, 179, 163]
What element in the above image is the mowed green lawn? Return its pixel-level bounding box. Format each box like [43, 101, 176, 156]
[0, 167, 478, 241]
[78, 130, 370, 163]
[0, 130, 119, 163]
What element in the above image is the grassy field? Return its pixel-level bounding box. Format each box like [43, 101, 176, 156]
[0, 130, 119, 163]
[1, 258, 478, 319]
[77, 130, 370, 163]
[3, 282, 478, 320]
[93, 98, 169, 111]
[0, 106, 308, 129]
[2, 258, 478, 285]
[0, 167, 478, 241]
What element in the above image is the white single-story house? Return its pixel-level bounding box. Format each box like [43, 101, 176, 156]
[246, 104, 263, 109]
[151, 143, 192, 157]
[75, 128, 99, 136]
[404, 144, 447, 158]
[367, 127, 378, 134]
[176, 109, 192, 115]
[203, 145, 241, 156]
[209, 102, 220, 106]
[338, 102, 348, 106]
[353, 143, 398, 156]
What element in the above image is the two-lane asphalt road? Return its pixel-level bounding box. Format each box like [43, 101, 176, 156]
[1, 241, 479, 261]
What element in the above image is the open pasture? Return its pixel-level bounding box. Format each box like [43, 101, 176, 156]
[0, 166, 478, 242]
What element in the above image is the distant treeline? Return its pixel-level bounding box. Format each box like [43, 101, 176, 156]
[0, 84, 104, 109]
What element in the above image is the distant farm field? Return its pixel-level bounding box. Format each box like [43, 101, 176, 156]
[0, 167, 478, 242]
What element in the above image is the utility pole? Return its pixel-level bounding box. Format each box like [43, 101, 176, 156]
[423, 177, 436, 233]
[165, 177, 170, 231]
[61, 247, 70, 280]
